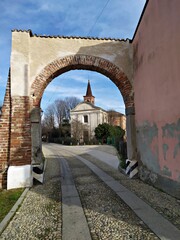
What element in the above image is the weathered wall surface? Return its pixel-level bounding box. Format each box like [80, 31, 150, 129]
[11, 31, 133, 99]
[133, 0, 180, 197]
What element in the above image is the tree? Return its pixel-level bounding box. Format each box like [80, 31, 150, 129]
[43, 104, 55, 130]
[41, 96, 81, 141]
[109, 125, 125, 139]
[95, 123, 125, 144]
[94, 123, 110, 143]
[61, 120, 71, 138]
[65, 97, 81, 119]
[71, 119, 87, 143]
[41, 104, 55, 141]
[54, 99, 66, 128]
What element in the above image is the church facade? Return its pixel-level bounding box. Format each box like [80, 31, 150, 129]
[70, 81, 125, 142]
[70, 81, 108, 142]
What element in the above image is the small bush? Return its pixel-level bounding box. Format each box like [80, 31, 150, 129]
[119, 154, 126, 169]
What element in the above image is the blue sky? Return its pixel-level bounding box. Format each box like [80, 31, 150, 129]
[0, 0, 146, 113]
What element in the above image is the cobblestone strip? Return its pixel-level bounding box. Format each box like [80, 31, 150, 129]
[59, 151, 159, 240]
[0, 154, 62, 240]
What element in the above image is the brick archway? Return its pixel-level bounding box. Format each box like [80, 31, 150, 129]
[30, 54, 134, 109]
[0, 31, 136, 189]
[0, 47, 134, 189]
[30, 55, 136, 187]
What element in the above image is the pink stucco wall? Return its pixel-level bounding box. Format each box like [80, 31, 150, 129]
[133, 0, 180, 188]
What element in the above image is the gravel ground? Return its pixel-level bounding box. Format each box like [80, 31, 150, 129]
[1, 144, 179, 240]
[80, 153, 180, 230]
[0, 156, 61, 240]
[64, 154, 159, 240]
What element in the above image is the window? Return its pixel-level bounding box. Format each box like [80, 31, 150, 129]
[84, 115, 88, 123]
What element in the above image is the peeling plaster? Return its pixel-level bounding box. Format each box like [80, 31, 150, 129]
[162, 118, 180, 138]
[162, 144, 169, 160]
[162, 118, 180, 159]
[173, 135, 180, 158]
[136, 121, 160, 173]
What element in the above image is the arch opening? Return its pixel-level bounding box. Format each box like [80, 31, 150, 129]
[30, 55, 134, 110]
[1, 54, 136, 189]
[30, 54, 136, 179]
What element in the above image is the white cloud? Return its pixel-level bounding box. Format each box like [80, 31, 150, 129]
[58, 73, 88, 84]
[44, 84, 82, 95]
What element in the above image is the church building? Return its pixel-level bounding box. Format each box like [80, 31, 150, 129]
[70, 80, 108, 142]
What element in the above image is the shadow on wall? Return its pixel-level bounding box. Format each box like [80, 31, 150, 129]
[31, 40, 134, 110]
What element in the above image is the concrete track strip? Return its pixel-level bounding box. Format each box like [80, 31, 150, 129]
[60, 156, 92, 240]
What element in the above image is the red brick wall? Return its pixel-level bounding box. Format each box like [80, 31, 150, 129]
[0, 71, 11, 188]
[0, 72, 11, 170]
[31, 55, 134, 109]
[0, 73, 31, 188]
[10, 96, 31, 166]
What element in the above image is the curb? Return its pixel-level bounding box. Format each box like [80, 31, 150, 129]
[0, 187, 29, 235]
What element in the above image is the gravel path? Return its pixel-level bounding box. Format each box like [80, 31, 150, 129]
[1, 144, 180, 240]
[79, 153, 180, 230]
[0, 154, 62, 240]
[63, 153, 159, 240]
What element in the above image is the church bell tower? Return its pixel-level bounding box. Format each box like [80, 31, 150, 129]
[83, 80, 95, 105]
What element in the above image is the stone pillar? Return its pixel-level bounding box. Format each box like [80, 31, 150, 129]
[30, 107, 42, 166]
[126, 107, 137, 160]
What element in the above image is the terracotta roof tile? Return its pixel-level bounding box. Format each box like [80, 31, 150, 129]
[11, 29, 131, 42]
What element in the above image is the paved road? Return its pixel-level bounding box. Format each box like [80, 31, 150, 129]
[1, 143, 180, 240]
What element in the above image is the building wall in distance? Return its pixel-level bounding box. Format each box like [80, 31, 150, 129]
[108, 110, 126, 130]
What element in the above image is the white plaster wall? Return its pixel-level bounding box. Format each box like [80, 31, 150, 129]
[7, 165, 33, 189]
[70, 103, 108, 139]
[11, 32, 30, 96]
[29, 36, 132, 84]
[10, 31, 133, 97]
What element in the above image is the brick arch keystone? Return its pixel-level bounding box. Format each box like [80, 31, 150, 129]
[30, 54, 134, 109]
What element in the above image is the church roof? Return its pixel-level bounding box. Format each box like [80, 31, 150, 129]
[70, 101, 107, 113]
[84, 80, 94, 97]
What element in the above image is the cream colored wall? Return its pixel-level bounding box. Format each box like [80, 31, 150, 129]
[70, 103, 108, 139]
[10, 31, 133, 97]
[11, 32, 30, 96]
